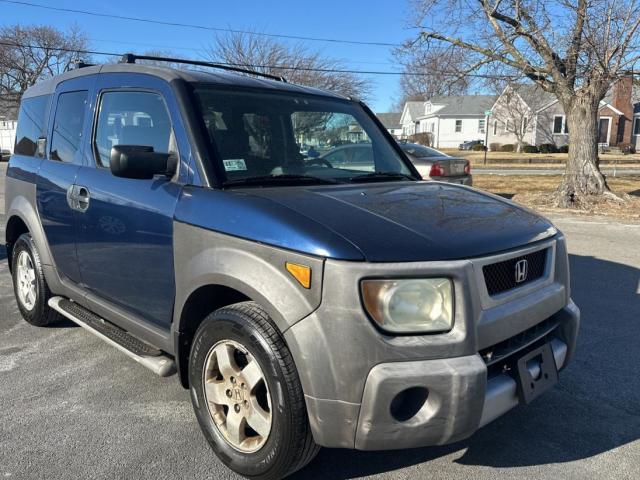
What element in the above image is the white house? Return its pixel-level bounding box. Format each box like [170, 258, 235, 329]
[399, 102, 425, 137]
[0, 118, 17, 153]
[400, 95, 497, 148]
[376, 112, 402, 138]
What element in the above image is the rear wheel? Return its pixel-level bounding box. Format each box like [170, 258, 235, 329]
[189, 301, 319, 479]
[11, 233, 60, 326]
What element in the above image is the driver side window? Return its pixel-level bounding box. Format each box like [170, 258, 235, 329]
[94, 91, 176, 168]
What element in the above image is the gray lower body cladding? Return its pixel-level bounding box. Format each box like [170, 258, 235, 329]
[284, 236, 579, 450]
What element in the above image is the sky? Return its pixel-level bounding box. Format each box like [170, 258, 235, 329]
[1, 0, 418, 112]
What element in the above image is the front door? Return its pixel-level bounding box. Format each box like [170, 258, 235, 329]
[74, 74, 184, 328]
[598, 118, 610, 145]
[36, 76, 95, 283]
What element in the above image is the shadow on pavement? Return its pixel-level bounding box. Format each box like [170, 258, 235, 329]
[295, 253, 640, 479]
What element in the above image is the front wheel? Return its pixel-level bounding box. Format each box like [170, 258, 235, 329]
[189, 301, 319, 480]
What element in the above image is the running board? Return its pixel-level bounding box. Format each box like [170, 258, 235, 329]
[48, 296, 176, 377]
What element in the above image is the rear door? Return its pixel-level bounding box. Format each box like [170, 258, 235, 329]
[74, 74, 185, 328]
[36, 76, 95, 283]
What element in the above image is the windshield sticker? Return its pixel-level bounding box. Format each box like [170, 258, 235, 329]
[223, 159, 247, 171]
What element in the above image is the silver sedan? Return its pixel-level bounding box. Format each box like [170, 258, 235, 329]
[399, 142, 472, 186]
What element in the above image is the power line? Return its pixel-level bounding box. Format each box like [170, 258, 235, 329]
[0, 40, 525, 79]
[0, 0, 404, 48]
[89, 37, 401, 66]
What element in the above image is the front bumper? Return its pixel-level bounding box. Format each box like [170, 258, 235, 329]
[427, 174, 473, 186]
[284, 236, 579, 450]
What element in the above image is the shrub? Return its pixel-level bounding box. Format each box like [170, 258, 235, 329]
[538, 143, 558, 153]
[522, 145, 539, 153]
[409, 132, 433, 146]
[619, 142, 636, 155]
[489, 142, 501, 152]
[557, 145, 569, 153]
[472, 144, 487, 151]
[500, 144, 515, 152]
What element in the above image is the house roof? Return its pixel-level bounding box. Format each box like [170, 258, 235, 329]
[510, 82, 640, 114]
[402, 101, 426, 122]
[376, 112, 401, 129]
[510, 84, 557, 111]
[422, 95, 497, 117]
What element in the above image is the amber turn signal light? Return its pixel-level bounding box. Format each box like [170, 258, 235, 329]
[285, 262, 311, 289]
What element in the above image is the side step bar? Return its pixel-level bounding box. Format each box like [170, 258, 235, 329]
[49, 296, 176, 377]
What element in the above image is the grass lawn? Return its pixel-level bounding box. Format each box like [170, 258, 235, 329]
[473, 174, 640, 221]
[439, 149, 640, 167]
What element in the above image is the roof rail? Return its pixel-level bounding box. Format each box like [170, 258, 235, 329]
[67, 61, 95, 71]
[119, 53, 287, 82]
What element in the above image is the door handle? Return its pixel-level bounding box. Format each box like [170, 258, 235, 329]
[76, 187, 90, 211]
[66, 185, 91, 212]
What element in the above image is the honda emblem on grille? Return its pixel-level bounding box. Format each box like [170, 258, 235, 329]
[515, 259, 528, 283]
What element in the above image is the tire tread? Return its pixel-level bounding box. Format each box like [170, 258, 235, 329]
[213, 301, 320, 479]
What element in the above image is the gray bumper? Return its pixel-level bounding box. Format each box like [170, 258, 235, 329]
[355, 335, 568, 450]
[284, 236, 579, 450]
[298, 302, 578, 451]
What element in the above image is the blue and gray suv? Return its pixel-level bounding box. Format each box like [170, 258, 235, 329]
[5, 54, 579, 480]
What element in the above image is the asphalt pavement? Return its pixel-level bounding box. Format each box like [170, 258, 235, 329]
[1, 162, 639, 479]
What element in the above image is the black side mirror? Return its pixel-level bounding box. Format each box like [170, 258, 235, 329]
[109, 145, 177, 180]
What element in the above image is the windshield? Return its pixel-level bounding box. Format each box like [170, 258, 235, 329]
[400, 143, 449, 158]
[193, 87, 414, 185]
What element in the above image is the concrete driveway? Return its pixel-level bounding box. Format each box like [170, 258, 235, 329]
[1, 163, 639, 479]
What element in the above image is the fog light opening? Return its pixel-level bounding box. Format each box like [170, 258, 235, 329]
[389, 387, 429, 422]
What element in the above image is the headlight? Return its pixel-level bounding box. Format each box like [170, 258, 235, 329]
[361, 279, 453, 334]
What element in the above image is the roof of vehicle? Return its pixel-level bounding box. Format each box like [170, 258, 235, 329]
[23, 62, 349, 101]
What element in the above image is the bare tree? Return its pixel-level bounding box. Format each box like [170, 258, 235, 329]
[0, 25, 89, 114]
[407, 0, 640, 206]
[206, 32, 371, 99]
[394, 47, 471, 106]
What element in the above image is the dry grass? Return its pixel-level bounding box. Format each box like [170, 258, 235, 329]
[440, 149, 640, 167]
[473, 163, 640, 170]
[474, 174, 640, 221]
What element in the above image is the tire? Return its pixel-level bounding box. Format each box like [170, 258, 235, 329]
[11, 233, 61, 327]
[189, 301, 319, 480]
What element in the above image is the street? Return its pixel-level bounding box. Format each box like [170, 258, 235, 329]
[1, 163, 639, 480]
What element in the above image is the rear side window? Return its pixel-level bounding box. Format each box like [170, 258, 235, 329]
[94, 91, 174, 168]
[14, 95, 51, 157]
[50, 91, 88, 163]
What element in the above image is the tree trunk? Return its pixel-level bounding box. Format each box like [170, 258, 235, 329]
[555, 96, 610, 207]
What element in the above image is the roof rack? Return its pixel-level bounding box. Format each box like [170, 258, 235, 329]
[119, 53, 287, 82]
[67, 61, 95, 71]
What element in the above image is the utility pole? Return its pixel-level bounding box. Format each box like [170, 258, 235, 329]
[483, 111, 491, 165]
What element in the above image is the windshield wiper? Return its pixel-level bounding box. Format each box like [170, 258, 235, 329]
[349, 171, 416, 183]
[223, 174, 340, 187]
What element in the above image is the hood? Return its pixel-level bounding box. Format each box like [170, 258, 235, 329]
[246, 181, 556, 262]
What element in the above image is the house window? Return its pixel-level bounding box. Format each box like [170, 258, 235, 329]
[455, 119, 462, 133]
[478, 119, 486, 134]
[493, 120, 498, 135]
[522, 117, 528, 133]
[429, 122, 435, 133]
[506, 119, 512, 131]
[553, 115, 568, 134]
[633, 117, 640, 135]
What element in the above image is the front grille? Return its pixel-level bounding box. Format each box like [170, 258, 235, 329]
[483, 248, 548, 296]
